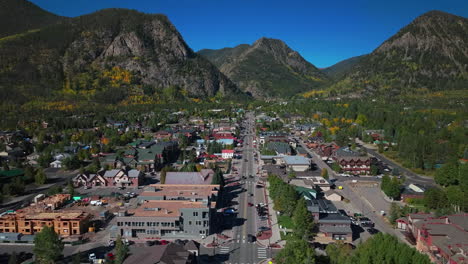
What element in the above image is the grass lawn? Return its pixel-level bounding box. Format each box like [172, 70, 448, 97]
[277, 214, 294, 229]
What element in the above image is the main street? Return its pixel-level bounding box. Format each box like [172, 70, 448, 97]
[209, 112, 274, 264]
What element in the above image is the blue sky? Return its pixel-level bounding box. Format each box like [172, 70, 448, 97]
[30, 0, 467, 68]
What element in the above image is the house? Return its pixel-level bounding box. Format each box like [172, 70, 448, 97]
[154, 131, 173, 141]
[221, 149, 234, 159]
[73, 168, 143, 188]
[165, 169, 215, 185]
[317, 143, 340, 159]
[49, 160, 63, 168]
[408, 213, 468, 264]
[123, 243, 197, 264]
[401, 184, 426, 202]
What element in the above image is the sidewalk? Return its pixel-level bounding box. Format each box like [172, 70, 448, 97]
[258, 182, 285, 248]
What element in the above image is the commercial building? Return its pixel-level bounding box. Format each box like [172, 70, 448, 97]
[138, 184, 219, 204]
[306, 199, 352, 244]
[115, 200, 216, 240]
[403, 213, 468, 264]
[165, 169, 215, 185]
[332, 147, 371, 175]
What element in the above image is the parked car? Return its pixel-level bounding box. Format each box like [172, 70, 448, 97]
[367, 227, 379, 235]
[258, 226, 270, 231]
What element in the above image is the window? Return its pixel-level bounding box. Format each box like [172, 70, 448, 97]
[193, 212, 198, 217]
[196, 221, 201, 226]
[188, 221, 192, 225]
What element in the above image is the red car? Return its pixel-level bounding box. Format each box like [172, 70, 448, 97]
[160, 240, 169, 245]
[248, 202, 254, 207]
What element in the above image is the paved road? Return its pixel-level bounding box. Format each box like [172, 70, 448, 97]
[361, 145, 436, 187]
[296, 138, 336, 180]
[209, 112, 274, 264]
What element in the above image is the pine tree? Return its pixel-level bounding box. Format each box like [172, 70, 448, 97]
[33, 226, 64, 264]
[292, 197, 315, 240]
[115, 235, 128, 264]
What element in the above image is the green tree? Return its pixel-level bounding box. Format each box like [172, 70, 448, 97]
[288, 170, 296, 180]
[115, 235, 128, 264]
[326, 242, 353, 264]
[292, 197, 315, 240]
[8, 252, 17, 264]
[72, 252, 81, 264]
[67, 181, 75, 197]
[35, 168, 47, 185]
[435, 162, 458, 186]
[389, 202, 401, 225]
[321, 168, 329, 179]
[275, 239, 315, 264]
[33, 226, 64, 264]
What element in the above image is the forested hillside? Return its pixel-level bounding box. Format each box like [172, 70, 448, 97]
[0, 0, 65, 38]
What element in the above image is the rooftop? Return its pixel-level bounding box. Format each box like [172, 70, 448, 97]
[282, 155, 310, 165]
[165, 169, 214, 185]
[130, 200, 211, 218]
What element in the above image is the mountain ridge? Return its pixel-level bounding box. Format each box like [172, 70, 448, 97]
[329, 10, 468, 95]
[0, 6, 247, 104]
[199, 37, 328, 98]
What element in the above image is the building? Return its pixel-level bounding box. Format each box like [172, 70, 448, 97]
[138, 184, 219, 204]
[407, 213, 468, 264]
[281, 155, 310, 172]
[266, 142, 291, 155]
[332, 147, 371, 175]
[316, 213, 353, 243]
[259, 132, 289, 145]
[324, 190, 343, 201]
[0, 211, 90, 237]
[115, 200, 215, 240]
[302, 176, 331, 191]
[401, 184, 426, 202]
[165, 169, 214, 185]
[123, 242, 197, 264]
[73, 168, 144, 188]
[221, 149, 234, 159]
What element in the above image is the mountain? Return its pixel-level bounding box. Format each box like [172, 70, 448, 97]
[0, 0, 65, 38]
[0, 7, 245, 104]
[322, 55, 365, 80]
[331, 11, 468, 95]
[199, 38, 328, 98]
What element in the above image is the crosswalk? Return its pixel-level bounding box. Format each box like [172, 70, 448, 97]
[219, 246, 231, 254]
[257, 247, 268, 259]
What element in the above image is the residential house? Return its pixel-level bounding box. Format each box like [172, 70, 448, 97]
[73, 168, 143, 188]
[401, 184, 426, 202]
[324, 190, 343, 201]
